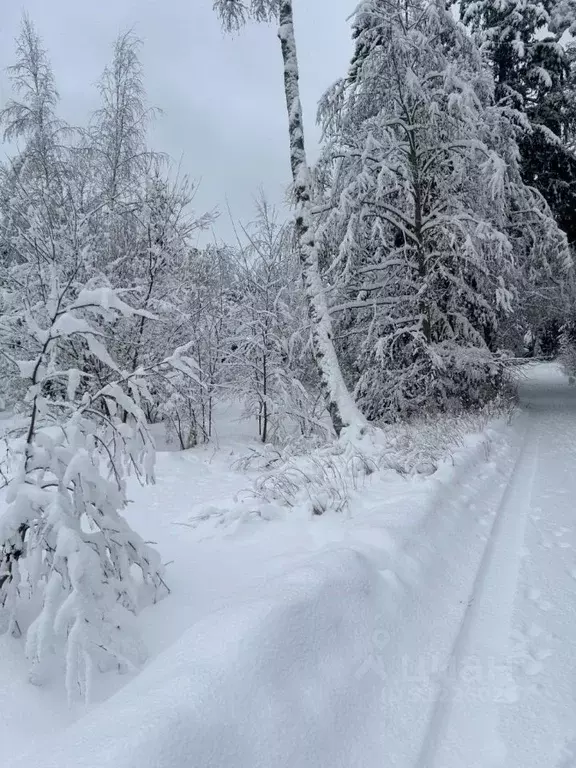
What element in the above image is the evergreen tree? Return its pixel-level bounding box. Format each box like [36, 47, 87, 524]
[456, 0, 576, 243]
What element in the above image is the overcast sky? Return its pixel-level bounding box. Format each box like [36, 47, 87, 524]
[0, 0, 356, 242]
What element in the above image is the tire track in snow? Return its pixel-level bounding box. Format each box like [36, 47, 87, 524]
[414, 413, 540, 768]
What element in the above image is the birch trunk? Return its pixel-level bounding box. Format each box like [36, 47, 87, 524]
[277, 0, 366, 436]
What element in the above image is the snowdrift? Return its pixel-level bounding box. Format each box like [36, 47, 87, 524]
[8, 549, 388, 768]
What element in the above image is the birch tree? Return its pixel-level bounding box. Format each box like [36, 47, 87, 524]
[0, 131, 168, 700]
[0, 15, 68, 278]
[158, 245, 234, 447]
[0, 15, 66, 189]
[82, 34, 214, 415]
[90, 30, 156, 208]
[227, 199, 323, 443]
[0, 18, 202, 699]
[213, 0, 367, 436]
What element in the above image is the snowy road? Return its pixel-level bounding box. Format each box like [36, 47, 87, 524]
[498, 367, 576, 767]
[396, 363, 576, 768]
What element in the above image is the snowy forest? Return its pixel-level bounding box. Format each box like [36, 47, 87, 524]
[2, 1, 576, 764]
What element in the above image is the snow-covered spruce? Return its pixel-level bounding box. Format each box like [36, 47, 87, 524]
[456, 0, 576, 246]
[458, 0, 576, 109]
[315, 0, 569, 419]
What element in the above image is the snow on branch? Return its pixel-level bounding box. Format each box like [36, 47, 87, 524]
[0, 271, 187, 701]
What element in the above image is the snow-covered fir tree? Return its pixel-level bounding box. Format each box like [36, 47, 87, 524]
[316, 0, 569, 419]
[457, 0, 576, 106]
[456, 0, 576, 245]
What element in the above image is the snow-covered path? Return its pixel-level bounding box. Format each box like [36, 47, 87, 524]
[404, 364, 576, 768]
[498, 367, 576, 767]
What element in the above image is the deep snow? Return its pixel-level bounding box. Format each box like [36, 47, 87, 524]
[2, 364, 576, 767]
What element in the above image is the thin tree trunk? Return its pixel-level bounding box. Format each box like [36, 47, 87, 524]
[277, 1, 366, 436]
[262, 346, 268, 443]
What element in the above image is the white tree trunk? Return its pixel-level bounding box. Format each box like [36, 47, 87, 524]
[277, 0, 366, 436]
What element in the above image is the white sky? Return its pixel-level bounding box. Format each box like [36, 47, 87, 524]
[0, 0, 357, 242]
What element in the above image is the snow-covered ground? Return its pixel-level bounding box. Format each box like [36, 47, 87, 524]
[3, 364, 576, 767]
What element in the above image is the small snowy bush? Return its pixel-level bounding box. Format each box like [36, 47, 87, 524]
[242, 398, 512, 518]
[0, 278, 174, 701]
[246, 432, 382, 517]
